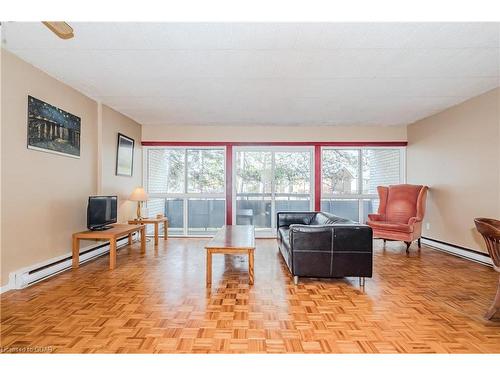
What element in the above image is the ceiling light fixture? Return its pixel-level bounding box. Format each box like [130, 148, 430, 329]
[42, 21, 74, 39]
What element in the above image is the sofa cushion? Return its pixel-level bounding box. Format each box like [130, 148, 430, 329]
[311, 213, 333, 225]
[278, 227, 291, 251]
[277, 227, 293, 269]
[311, 212, 354, 225]
[366, 220, 412, 233]
[277, 212, 314, 227]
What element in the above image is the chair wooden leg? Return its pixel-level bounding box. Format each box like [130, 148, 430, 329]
[405, 241, 411, 253]
[485, 275, 500, 320]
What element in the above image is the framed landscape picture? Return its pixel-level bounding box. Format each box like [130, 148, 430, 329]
[116, 133, 135, 176]
[27, 96, 81, 158]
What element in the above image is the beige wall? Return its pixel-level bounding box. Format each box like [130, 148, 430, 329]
[407, 88, 500, 254]
[0, 50, 143, 286]
[1, 50, 97, 285]
[142, 124, 407, 142]
[101, 105, 142, 223]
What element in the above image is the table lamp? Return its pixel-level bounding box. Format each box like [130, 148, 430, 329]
[129, 187, 149, 219]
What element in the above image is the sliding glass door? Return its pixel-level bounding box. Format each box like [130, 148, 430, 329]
[145, 147, 225, 236]
[234, 150, 272, 228]
[234, 147, 313, 234]
[144, 144, 404, 237]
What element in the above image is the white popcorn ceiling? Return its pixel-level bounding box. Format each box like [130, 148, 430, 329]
[2, 22, 499, 127]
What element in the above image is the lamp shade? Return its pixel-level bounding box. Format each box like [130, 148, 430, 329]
[129, 187, 149, 202]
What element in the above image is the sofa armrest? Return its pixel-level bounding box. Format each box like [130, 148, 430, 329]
[286, 225, 333, 277]
[276, 212, 317, 229]
[408, 216, 423, 226]
[288, 224, 334, 252]
[331, 224, 373, 253]
[330, 224, 373, 278]
[367, 213, 385, 221]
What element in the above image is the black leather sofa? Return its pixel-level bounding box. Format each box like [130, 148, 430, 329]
[277, 211, 373, 285]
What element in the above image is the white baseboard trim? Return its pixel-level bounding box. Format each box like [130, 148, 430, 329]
[0, 281, 14, 294]
[421, 237, 493, 267]
[1, 233, 138, 294]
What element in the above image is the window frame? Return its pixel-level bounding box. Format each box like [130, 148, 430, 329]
[321, 146, 406, 222]
[232, 145, 315, 233]
[143, 145, 226, 236]
[142, 143, 406, 236]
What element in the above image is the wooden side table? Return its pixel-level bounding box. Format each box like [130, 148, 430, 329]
[128, 217, 168, 246]
[72, 224, 145, 270]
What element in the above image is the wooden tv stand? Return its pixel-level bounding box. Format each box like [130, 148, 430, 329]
[72, 224, 146, 270]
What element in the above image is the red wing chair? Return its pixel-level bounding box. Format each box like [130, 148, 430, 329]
[367, 184, 428, 252]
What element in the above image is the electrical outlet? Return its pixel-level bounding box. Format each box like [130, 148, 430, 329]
[425, 222, 430, 230]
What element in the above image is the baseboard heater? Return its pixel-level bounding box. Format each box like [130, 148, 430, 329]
[421, 237, 493, 267]
[9, 233, 138, 290]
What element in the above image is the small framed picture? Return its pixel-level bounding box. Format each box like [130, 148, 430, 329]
[116, 133, 135, 176]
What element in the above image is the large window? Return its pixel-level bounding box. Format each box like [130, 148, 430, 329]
[144, 144, 404, 236]
[321, 148, 404, 223]
[145, 147, 225, 235]
[234, 147, 313, 232]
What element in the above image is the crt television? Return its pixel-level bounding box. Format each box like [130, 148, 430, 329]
[87, 196, 117, 230]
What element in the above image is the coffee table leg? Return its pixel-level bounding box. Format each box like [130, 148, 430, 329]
[206, 249, 212, 286]
[128, 233, 133, 245]
[140, 227, 146, 254]
[72, 237, 80, 269]
[110, 239, 117, 269]
[248, 249, 254, 285]
[154, 223, 159, 246]
[164, 220, 168, 240]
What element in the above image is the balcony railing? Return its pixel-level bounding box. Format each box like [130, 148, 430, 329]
[146, 197, 225, 236]
[236, 193, 311, 229]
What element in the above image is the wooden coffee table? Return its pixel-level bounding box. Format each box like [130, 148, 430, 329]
[205, 225, 255, 286]
[72, 224, 145, 270]
[128, 217, 168, 246]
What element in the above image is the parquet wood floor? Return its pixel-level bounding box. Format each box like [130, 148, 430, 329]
[1, 238, 500, 353]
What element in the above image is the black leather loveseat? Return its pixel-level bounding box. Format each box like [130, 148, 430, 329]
[277, 211, 373, 285]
